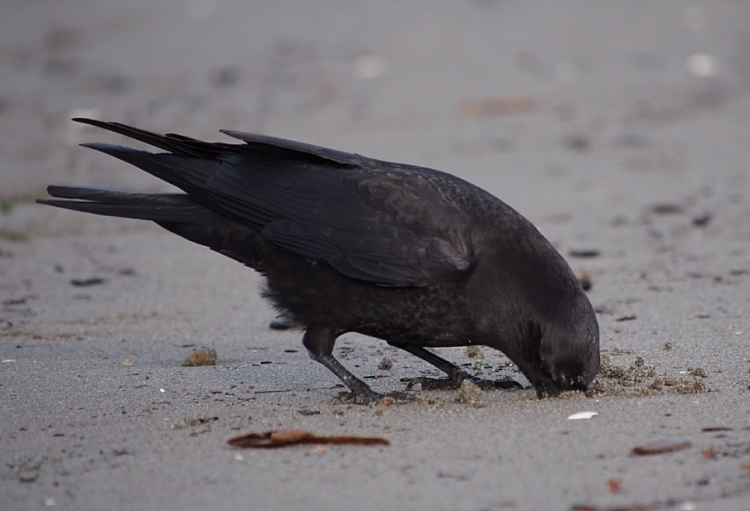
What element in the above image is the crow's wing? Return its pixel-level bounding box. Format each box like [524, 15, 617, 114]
[207, 153, 476, 287]
[73, 118, 477, 287]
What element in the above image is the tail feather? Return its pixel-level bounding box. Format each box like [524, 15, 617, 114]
[37, 186, 204, 223]
[80, 143, 219, 198]
[46, 185, 172, 203]
[37, 185, 274, 268]
[72, 118, 219, 158]
[71, 117, 357, 168]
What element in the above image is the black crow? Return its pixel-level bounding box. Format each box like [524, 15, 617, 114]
[38, 118, 599, 402]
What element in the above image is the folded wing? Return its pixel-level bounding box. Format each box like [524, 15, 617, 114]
[73, 118, 477, 287]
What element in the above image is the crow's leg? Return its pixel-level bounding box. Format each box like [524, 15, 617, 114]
[389, 342, 522, 391]
[303, 327, 381, 404]
[389, 342, 468, 385]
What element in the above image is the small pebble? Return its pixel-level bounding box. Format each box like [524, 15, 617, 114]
[569, 249, 600, 258]
[183, 347, 217, 366]
[377, 356, 393, 370]
[576, 270, 592, 291]
[70, 277, 105, 287]
[269, 317, 295, 330]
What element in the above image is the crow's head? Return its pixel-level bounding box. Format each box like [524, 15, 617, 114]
[526, 309, 600, 397]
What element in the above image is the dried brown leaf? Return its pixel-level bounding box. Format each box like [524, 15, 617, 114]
[631, 438, 691, 456]
[228, 429, 389, 448]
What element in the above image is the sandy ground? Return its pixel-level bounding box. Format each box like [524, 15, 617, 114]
[2, 1, 750, 510]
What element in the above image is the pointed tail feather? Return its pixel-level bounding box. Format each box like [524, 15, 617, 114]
[72, 118, 219, 158]
[78, 144, 219, 199]
[37, 186, 204, 223]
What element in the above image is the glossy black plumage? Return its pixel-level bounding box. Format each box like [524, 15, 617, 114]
[38, 118, 600, 402]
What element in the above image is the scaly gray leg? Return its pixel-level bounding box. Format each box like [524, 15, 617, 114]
[303, 327, 381, 404]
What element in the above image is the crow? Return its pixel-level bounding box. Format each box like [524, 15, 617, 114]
[38, 118, 599, 403]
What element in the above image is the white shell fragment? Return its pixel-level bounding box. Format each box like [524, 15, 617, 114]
[567, 411, 599, 420]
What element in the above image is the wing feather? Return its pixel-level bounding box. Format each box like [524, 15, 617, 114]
[72, 118, 478, 287]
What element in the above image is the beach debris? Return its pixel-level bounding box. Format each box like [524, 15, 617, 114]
[297, 408, 320, 416]
[631, 438, 691, 456]
[615, 314, 637, 322]
[563, 134, 591, 151]
[268, 317, 295, 330]
[692, 212, 711, 227]
[3, 294, 38, 306]
[569, 249, 600, 259]
[173, 416, 218, 430]
[575, 270, 592, 291]
[606, 478, 621, 493]
[70, 277, 105, 287]
[377, 356, 393, 370]
[183, 347, 217, 366]
[227, 429, 389, 448]
[588, 355, 707, 397]
[649, 203, 684, 215]
[567, 411, 598, 420]
[572, 501, 694, 511]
